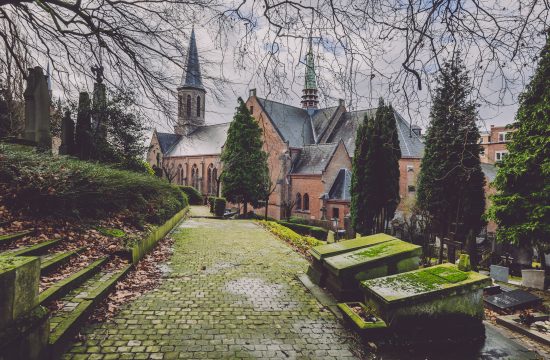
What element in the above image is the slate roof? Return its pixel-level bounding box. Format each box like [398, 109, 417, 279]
[180, 29, 204, 90]
[256, 98, 315, 147]
[480, 163, 497, 182]
[291, 143, 338, 175]
[165, 123, 230, 156]
[328, 168, 352, 201]
[311, 106, 339, 141]
[326, 109, 424, 158]
[156, 132, 182, 154]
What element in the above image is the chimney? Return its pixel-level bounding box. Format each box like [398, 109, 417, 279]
[338, 98, 345, 107]
[249, 88, 257, 98]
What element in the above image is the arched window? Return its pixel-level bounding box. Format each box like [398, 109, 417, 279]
[303, 193, 310, 211]
[212, 168, 218, 195]
[191, 164, 199, 190]
[207, 164, 213, 194]
[177, 164, 183, 185]
[186, 95, 192, 117]
[295, 193, 302, 210]
[196, 96, 201, 117]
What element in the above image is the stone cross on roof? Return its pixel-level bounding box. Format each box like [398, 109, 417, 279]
[181, 28, 204, 90]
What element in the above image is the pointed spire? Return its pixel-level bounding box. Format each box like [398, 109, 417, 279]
[181, 28, 204, 90]
[304, 39, 317, 90]
[301, 38, 319, 111]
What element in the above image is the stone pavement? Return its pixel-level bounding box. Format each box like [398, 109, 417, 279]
[62, 214, 359, 359]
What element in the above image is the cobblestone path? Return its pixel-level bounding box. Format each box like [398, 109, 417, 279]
[63, 215, 359, 359]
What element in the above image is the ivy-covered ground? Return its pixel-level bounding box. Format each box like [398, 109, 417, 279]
[62, 208, 359, 359]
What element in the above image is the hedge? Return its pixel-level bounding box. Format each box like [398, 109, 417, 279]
[277, 221, 328, 241]
[287, 216, 310, 225]
[208, 196, 215, 213]
[258, 221, 323, 255]
[213, 197, 226, 217]
[179, 186, 203, 205]
[0, 143, 187, 224]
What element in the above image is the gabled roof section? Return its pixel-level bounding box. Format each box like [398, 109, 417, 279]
[180, 29, 204, 90]
[166, 123, 230, 157]
[326, 109, 424, 158]
[291, 143, 338, 175]
[328, 168, 352, 201]
[156, 131, 182, 154]
[256, 98, 315, 147]
[311, 106, 339, 141]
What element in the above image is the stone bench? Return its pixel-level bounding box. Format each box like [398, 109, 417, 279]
[306, 233, 397, 286]
[323, 239, 422, 299]
[361, 263, 491, 339]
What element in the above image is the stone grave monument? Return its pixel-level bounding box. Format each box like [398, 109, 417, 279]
[490, 265, 509, 283]
[23, 66, 51, 150]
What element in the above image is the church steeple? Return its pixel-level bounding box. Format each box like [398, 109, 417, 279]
[175, 28, 206, 135]
[301, 38, 319, 112]
[181, 28, 204, 90]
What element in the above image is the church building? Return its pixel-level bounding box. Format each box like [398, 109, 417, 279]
[147, 31, 425, 228]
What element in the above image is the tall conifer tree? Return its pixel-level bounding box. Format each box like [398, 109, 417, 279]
[417, 56, 485, 264]
[351, 99, 401, 235]
[221, 98, 270, 215]
[486, 36, 550, 268]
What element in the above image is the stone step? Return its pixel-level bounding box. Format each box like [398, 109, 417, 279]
[48, 263, 132, 358]
[4, 239, 61, 257]
[39, 257, 109, 305]
[40, 247, 86, 274]
[0, 230, 33, 245]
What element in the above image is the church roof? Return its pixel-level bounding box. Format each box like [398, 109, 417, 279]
[166, 123, 230, 157]
[326, 109, 424, 158]
[328, 168, 352, 201]
[156, 132, 182, 154]
[180, 29, 204, 90]
[256, 98, 315, 147]
[291, 143, 338, 175]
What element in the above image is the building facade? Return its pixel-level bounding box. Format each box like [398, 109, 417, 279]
[148, 33, 425, 228]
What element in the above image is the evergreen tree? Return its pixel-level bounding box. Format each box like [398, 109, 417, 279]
[417, 56, 486, 265]
[74, 92, 92, 160]
[486, 37, 550, 267]
[351, 98, 401, 235]
[221, 98, 270, 215]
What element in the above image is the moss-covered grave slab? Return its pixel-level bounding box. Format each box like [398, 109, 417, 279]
[337, 302, 387, 335]
[0, 256, 40, 327]
[361, 263, 491, 334]
[323, 239, 422, 299]
[306, 233, 397, 285]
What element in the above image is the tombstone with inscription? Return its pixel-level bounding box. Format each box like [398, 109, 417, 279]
[485, 289, 542, 312]
[490, 265, 509, 283]
[23, 67, 51, 149]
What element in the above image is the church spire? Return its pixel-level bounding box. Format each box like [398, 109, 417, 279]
[181, 28, 204, 90]
[301, 38, 319, 111]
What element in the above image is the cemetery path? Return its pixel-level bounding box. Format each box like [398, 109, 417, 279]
[63, 216, 359, 359]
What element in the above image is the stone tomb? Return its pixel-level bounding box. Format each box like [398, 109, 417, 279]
[485, 289, 542, 312]
[361, 263, 491, 339]
[324, 239, 422, 299]
[306, 233, 397, 286]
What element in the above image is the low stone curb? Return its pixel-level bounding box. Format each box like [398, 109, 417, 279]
[0, 230, 33, 245]
[40, 247, 86, 274]
[5, 239, 61, 257]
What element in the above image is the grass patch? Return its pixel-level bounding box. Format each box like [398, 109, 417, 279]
[0, 143, 187, 224]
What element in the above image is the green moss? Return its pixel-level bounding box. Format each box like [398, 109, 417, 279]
[97, 227, 126, 238]
[0, 256, 34, 273]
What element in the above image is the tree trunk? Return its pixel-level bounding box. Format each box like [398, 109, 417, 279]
[243, 201, 248, 217]
[264, 196, 269, 220]
[438, 235, 444, 264]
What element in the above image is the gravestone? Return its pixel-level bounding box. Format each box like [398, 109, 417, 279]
[59, 110, 74, 155]
[23, 67, 51, 149]
[362, 263, 491, 338]
[521, 269, 545, 290]
[490, 265, 509, 283]
[306, 233, 396, 286]
[484, 289, 542, 312]
[327, 230, 335, 244]
[324, 239, 422, 299]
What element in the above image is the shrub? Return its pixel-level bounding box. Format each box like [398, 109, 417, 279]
[179, 186, 203, 205]
[277, 221, 328, 241]
[258, 221, 323, 255]
[0, 143, 187, 224]
[208, 196, 215, 213]
[214, 197, 226, 217]
[287, 216, 310, 225]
